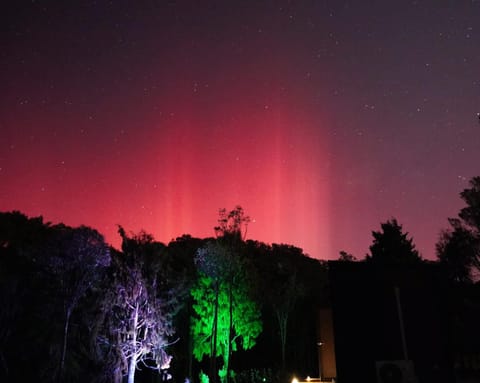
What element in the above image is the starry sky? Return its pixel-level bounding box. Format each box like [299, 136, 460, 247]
[1, 1, 479, 260]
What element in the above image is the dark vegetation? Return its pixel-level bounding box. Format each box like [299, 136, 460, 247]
[0, 176, 479, 383]
[0, 207, 326, 383]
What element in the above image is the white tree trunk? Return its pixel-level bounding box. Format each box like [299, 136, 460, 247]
[59, 308, 71, 382]
[127, 304, 139, 383]
[127, 354, 137, 383]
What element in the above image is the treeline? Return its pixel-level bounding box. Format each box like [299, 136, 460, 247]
[338, 176, 480, 285]
[0, 207, 327, 383]
[1, 176, 479, 383]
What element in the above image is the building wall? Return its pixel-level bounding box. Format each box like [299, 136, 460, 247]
[317, 308, 337, 380]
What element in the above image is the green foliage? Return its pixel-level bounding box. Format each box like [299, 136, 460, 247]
[191, 272, 262, 360]
[190, 240, 262, 381]
[235, 368, 275, 383]
[232, 279, 262, 350]
[199, 370, 210, 383]
[0, 208, 328, 381]
[191, 274, 217, 361]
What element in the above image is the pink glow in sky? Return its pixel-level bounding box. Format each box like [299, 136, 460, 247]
[1, 2, 479, 259]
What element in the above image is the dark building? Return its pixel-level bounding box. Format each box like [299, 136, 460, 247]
[326, 261, 453, 383]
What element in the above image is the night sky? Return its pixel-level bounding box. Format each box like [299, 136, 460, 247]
[1, 1, 479, 260]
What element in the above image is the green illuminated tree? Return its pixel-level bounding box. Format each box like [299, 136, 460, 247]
[191, 241, 262, 383]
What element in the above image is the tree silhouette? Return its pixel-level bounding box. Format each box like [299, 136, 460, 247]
[437, 176, 480, 282]
[0, 212, 112, 382]
[366, 218, 422, 264]
[459, 177, 480, 230]
[437, 220, 478, 283]
[42, 225, 110, 382]
[0, 209, 329, 381]
[214, 206, 250, 241]
[338, 250, 357, 262]
[267, 245, 305, 369]
[0, 212, 50, 379]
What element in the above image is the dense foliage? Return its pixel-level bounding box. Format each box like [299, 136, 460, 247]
[3, 175, 478, 383]
[191, 241, 262, 383]
[437, 177, 480, 282]
[0, 210, 326, 383]
[366, 218, 422, 264]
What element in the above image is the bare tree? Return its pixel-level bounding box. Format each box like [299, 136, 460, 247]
[101, 228, 179, 383]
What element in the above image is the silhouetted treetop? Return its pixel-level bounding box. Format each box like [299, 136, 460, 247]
[0, 208, 329, 381]
[437, 221, 478, 283]
[0, 211, 50, 256]
[214, 206, 250, 241]
[366, 218, 422, 264]
[459, 176, 480, 231]
[338, 250, 357, 262]
[437, 176, 480, 283]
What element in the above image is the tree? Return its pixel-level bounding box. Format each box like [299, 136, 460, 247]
[273, 270, 302, 369]
[101, 228, 178, 383]
[214, 206, 250, 241]
[437, 176, 480, 282]
[458, 176, 480, 230]
[250, 242, 327, 373]
[166, 235, 205, 381]
[436, 220, 478, 283]
[0, 211, 49, 379]
[366, 218, 422, 264]
[338, 250, 357, 262]
[191, 241, 262, 383]
[267, 245, 305, 369]
[42, 225, 110, 382]
[0, 212, 113, 382]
